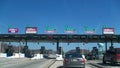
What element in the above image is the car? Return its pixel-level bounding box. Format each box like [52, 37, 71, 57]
[103, 48, 120, 65]
[47, 54, 57, 59]
[63, 53, 85, 68]
[43, 54, 57, 59]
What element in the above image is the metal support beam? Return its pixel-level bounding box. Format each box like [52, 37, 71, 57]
[25, 40, 27, 46]
[105, 42, 107, 52]
[57, 41, 59, 54]
[0, 42, 1, 56]
[111, 40, 113, 46]
[19, 42, 21, 58]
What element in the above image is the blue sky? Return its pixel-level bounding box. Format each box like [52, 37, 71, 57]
[0, 0, 120, 52]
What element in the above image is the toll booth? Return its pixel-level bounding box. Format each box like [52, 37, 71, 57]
[5, 46, 14, 57]
[58, 47, 62, 54]
[92, 47, 98, 59]
[76, 47, 80, 53]
[40, 46, 46, 54]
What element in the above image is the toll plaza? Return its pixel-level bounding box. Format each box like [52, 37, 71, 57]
[0, 34, 119, 53]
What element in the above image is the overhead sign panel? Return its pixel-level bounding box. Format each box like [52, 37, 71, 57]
[45, 26, 56, 34]
[26, 27, 37, 34]
[46, 30, 56, 34]
[65, 26, 75, 34]
[84, 26, 95, 34]
[65, 30, 75, 34]
[103, 28, 114, 34]
[84, 31, 95, 34]
[8, 28, 18, 33]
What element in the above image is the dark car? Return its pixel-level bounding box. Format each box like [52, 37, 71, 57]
[103, 48, 120, 65]
[63, 53, 85, 68]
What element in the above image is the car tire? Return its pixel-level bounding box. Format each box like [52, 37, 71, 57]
[63, 66, 66, 68]
[103, 57, 106, 64]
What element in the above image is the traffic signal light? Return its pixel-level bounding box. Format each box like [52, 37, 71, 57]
[47, 35, 52, 39]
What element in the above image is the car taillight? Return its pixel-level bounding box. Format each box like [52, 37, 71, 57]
[64, 59, 68, 62]
[80, 59, 85, 63]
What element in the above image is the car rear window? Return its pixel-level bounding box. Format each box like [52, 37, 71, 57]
[65, 53, 82, 58]
[65, 54, 73, 58]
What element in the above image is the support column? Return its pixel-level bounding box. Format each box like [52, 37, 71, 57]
[111, 40, 113, 46]
[82, 43, 84, 55]
[110, 40, 114, 50]
[0, 42, 1, 57]
[57, 41, 59, 54]
[19, 42, 21, 58]
[105, 42, 107, 52]
[0, 42, 1, 53]
[25, 40, 27, 46]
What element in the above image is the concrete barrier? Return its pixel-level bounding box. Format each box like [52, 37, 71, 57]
[7, 53, 25, 58]
[0, 53, 7, 58]
[40, 54, 43, 59]
[31, 54, 43, 60]
[56, 54, 63, 61]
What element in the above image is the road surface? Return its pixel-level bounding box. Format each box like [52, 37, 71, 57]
[88, 60, 120, 68]
[0, 58, 55, 68]
[1, 58, 120, 68]
[49, 60, 120, 68]
[49, 60, 100, 68]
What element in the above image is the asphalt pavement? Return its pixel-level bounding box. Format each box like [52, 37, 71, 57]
[49, 60, 99, 68]
[88, 60, 120, 68]
[0, 58, 55, 68]
[49, 60, 120, 68]
[1, 58, 120, 68]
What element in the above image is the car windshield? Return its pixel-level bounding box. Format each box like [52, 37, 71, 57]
[65, 53, 82, 58]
